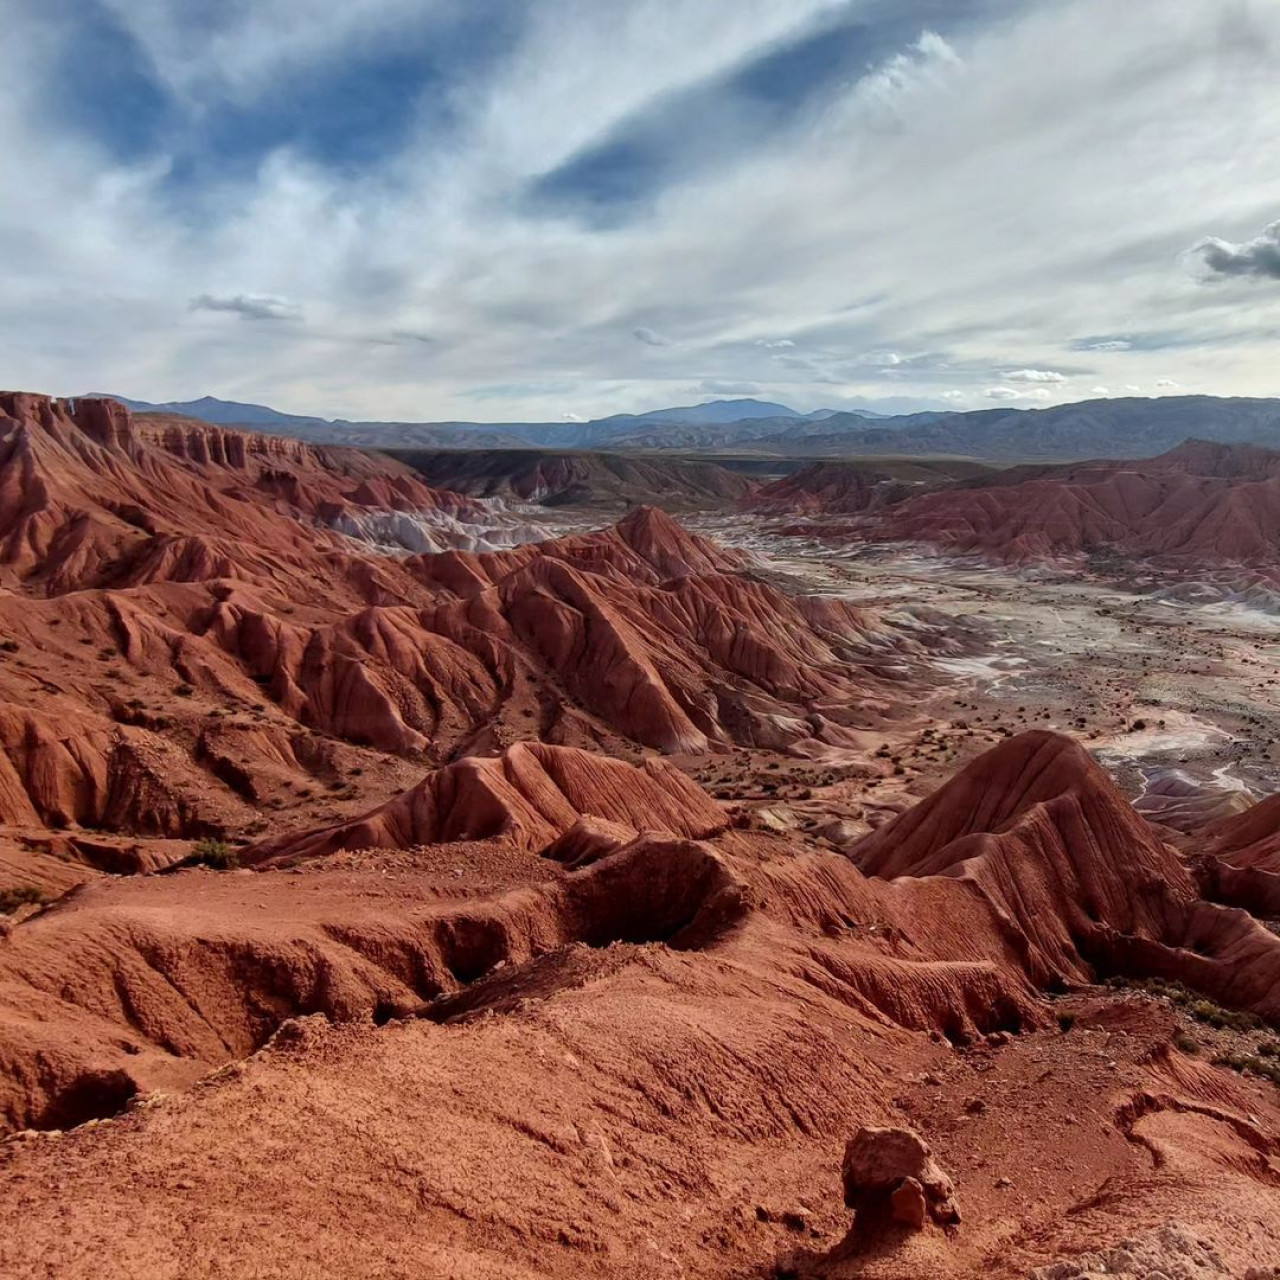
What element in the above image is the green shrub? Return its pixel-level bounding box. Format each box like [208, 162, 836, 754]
[0, 885, 48, 914]
[190, 838, 239, 870]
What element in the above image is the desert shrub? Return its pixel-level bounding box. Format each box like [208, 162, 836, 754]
[190, 838, 239, 870]
[174, 683, 194, 698]
[0, 885, 47, 914]
[1057, 1012, 1076, 1034]
[1173, 1030, 1200, 1055]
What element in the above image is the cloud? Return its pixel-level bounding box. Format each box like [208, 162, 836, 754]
[699, 379, 761, 395]
[633, 326, 672, 347]
[985, 385, 1053, 403]
[1193, 220, 1280, 281]
[4, 1, 1280, 420]
[1091, 386, 1111, 396]
[190, 293, 302, 322]
[1002, 368, 1066, 384]
[1154, 378, 1181, 389]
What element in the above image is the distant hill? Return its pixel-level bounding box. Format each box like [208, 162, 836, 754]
[89, 394, 847, 451]
[89, 392, 1280, 462]
[86, 394, 318, 427]
[747, 397, 1280, 461]
[593, 398, 804, 426]
[862, 438, 1280, 567]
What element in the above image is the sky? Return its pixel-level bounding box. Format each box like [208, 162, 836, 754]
[3, 0, 1280, 423]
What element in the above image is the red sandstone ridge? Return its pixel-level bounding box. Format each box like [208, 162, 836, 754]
[0, 393, 521, 596]
[243, 741, 727, 864]
[1196, 792, 1280, 919]
[851, 731, 1280, 1022]
[7, 391, 1280, 1276]
[845, 439, 1280, 568]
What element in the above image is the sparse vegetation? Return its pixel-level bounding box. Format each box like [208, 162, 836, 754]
[189, 838, 240, 870]
[0, 884, 48, 914]
[1212, 1051, 1280, 1088]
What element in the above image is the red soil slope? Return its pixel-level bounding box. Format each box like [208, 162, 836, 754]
[2, 732, 1280, 1277]
[1197, 792, 1280, 918]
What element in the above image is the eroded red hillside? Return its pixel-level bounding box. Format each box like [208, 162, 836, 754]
[0, 394, 954, 897]
[861, 440, 1280, 568]
[2, 732, 1280, 1277]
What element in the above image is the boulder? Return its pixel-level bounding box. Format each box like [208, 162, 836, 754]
[841, 1126, 960, 1229]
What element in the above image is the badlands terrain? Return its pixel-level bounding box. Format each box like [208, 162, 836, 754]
[2, 395, 1280, 1277]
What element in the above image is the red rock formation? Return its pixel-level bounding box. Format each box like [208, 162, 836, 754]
[851, 732, 1280, 1023]
[1, 732, 1280, 1274]
[851, 440, 1280, 568]
[0, 394, 953, 877]
[244, 741, 727, 864]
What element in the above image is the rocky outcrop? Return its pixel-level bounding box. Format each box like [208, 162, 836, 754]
[852, 731, 1280, 1025]
[243, 742, 727, 864]
[841, 1126, 960, 1229]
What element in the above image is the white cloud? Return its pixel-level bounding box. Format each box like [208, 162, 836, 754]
[1002, 368, 1066, 384]
[1154, 378, 1181, 390]
[985, 384, 1054, 403]
[4, 1, 1280, 419]
[699, 379, 761, 396]
[1091, 385, 1111, 396]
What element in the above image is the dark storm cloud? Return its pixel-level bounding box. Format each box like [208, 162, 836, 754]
[1195, 221, 1280, 281]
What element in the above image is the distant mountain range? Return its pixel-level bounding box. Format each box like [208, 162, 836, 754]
[89, 391, 1280, 462]
[89, 394, 875, 451]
